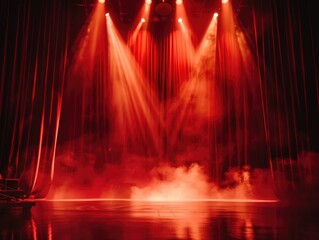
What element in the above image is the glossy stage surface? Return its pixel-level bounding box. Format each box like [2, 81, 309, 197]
[1, 199, 319, 240]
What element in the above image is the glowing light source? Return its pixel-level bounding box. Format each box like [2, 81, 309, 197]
[141, 18, 146, 23]
[221, 0, 229, 4]
[178, 18, 183, 23]
[145, 0, 152, 5]
[176, 0, 183, 5]
[98, 0, 105, 3]
[105, 13, 109, 17]
[213, 12, 218, 18]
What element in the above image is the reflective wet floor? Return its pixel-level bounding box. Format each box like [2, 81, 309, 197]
[1, 200, 319, 239]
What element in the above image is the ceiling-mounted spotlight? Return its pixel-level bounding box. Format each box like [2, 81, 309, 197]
[154, 0, 173, 17]
[221, 0, 229, 4]
[178, 18, 183, 23]
[145, 0, 152, 5]
[141, 18, 146, 23]
[98, 0, 105, 3]
[176, 0, 183, 5]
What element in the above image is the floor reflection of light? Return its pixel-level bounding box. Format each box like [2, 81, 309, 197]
[48, 223, 52, 240]
[32, 198, 282, 240]
[31, 219, 38, 240]
[245, 219, 255, 240]
[227, 204, 257, 240]
[129, 201, 210, 240]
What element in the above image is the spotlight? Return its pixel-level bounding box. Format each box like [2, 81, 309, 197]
[221, 0, 229, 4]
[98, 0, 105, 3]
[105, 13, 109, 17]
[145, 0, 152, 4]
[141, 18, 146, 23]
[178, 18, 183, 23]
[154, 1, 173, 18]
[213, 12, 218, 18]
[176, 0, 183, 5]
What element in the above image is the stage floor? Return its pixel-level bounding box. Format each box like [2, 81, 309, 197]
[1, 199, 318, 239]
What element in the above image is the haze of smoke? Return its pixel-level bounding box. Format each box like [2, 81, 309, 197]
[48, 147, 277, 200]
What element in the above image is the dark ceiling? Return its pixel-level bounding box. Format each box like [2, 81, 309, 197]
[72, 0, 247, 24]
[70, 0, 249, 40]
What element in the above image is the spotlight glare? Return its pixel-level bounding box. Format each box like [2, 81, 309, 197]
[178, 18, 183, 23]
[221, 0, 229, 4]
[213, 12, 218, 18]
[176, 0, 183, 5]
[145, 0, 152, 4]
[141, 18, 146, 23]
[98, 0, 105, 3]
[105, 13, 109, 17]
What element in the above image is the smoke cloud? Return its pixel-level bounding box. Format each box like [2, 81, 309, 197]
[47, 145, 278, 201]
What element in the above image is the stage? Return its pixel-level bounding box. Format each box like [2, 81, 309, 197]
[1, 199, 319, 239]
[1, 0, 319, 239]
